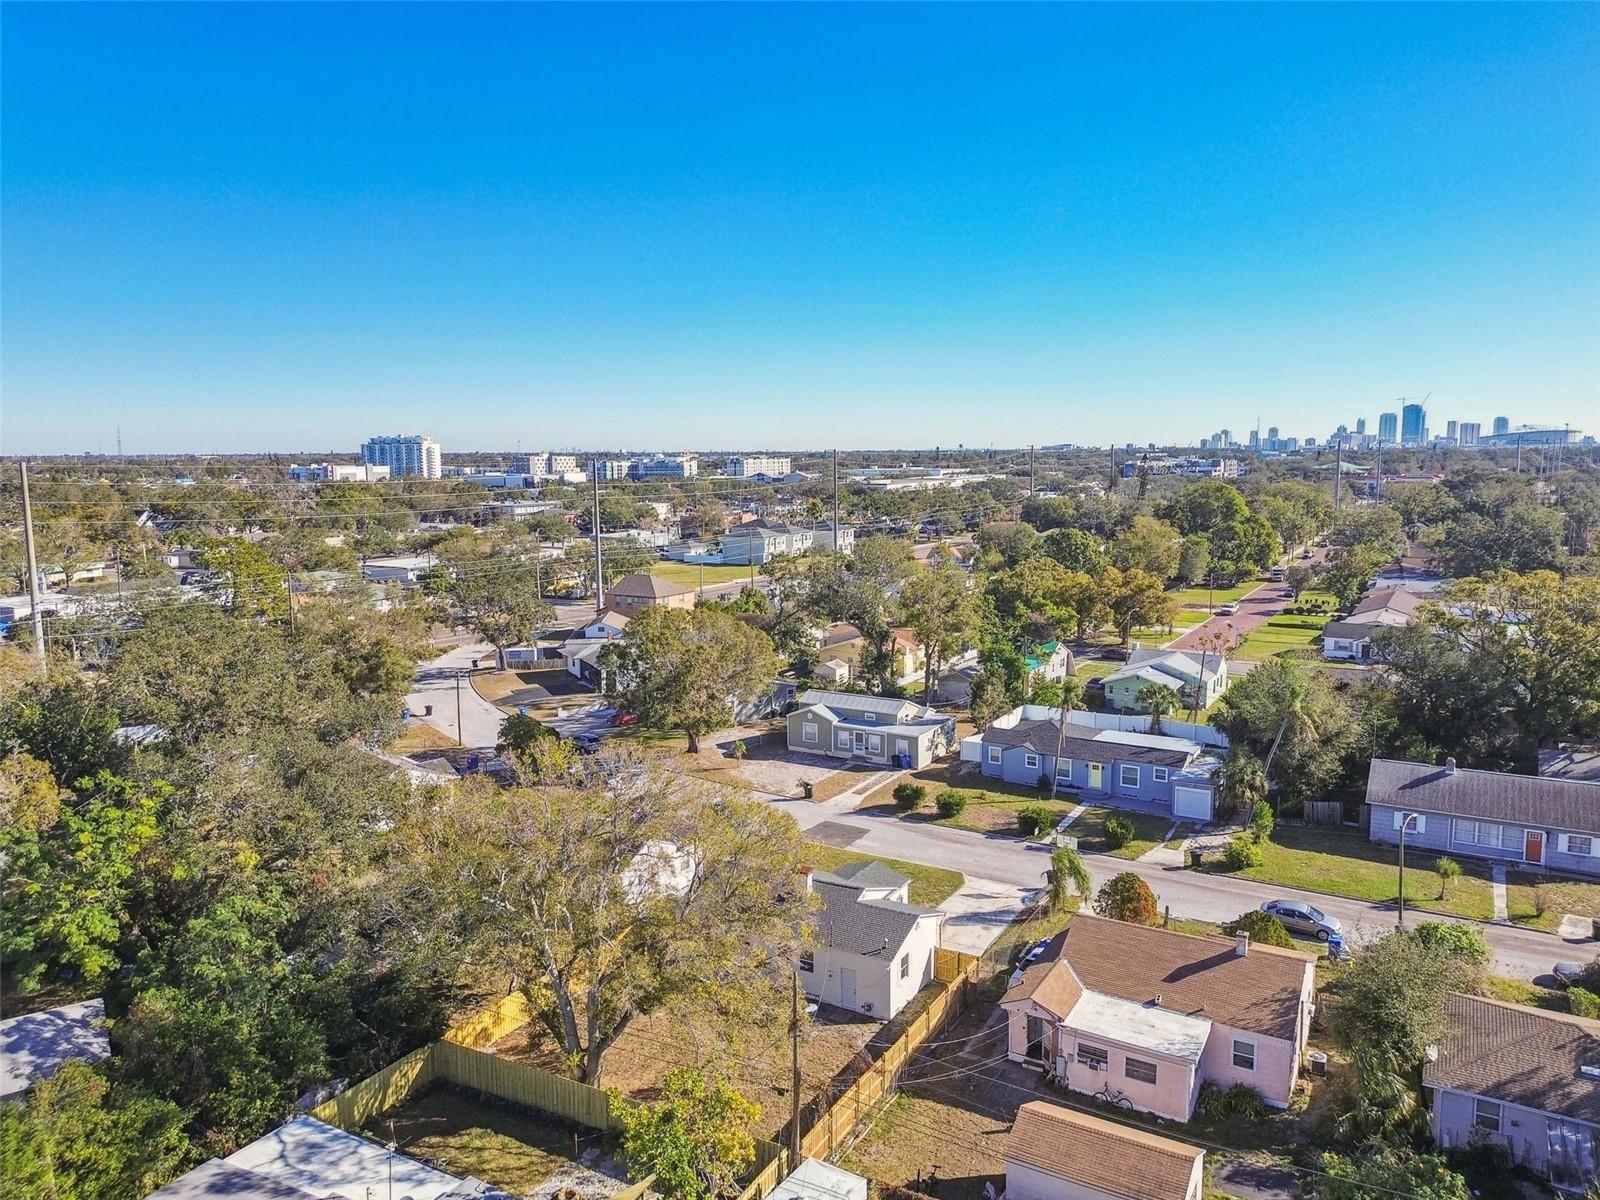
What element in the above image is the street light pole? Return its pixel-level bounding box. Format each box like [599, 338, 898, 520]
[455, 669, 465, 747]
[1396, 811, 1420, 927]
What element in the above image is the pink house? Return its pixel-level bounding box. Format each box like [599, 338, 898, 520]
[1001, 916, 1316, 1122]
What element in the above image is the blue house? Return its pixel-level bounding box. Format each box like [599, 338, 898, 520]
[968, 706, 1222, 821]
[1367, 757, 1600, 879]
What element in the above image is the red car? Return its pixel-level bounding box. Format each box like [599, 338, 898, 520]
[607, 712, 639, 727]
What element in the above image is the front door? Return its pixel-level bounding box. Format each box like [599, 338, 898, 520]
[1525, 830, 1545, 864]
[1088, 762, 1104, 790]
[839, 967, 857, 1010]
[852, 730, 866, 756]
[1025, 1014, 1047, 1061]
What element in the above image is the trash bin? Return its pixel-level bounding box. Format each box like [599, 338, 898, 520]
[1592, 916, 1600, 941]
[1188, 847, 1204, 869]
[801, 780, 814, 799]
[423, 704, 434, 717]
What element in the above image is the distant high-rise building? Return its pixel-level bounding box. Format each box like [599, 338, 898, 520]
[1493, 416, 1510, 436]
[361, 434, 442, 479]
[1266, 425, 1279, 441]
[1445, 420, 1458, 441]
[1218, 429, 1231, 447]
[1401, 404, 1426, 446]
[1459, 422, 1481, 447]
[726, 455, 792, 479]
[1378, 412, 1398, 444]
[1355, 418, 1367, 435]
[1248, 430, 1260, 450]
[590, 459, 632, 481]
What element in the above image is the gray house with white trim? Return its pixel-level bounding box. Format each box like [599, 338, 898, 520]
[1367, 757, 1600, 878]
[786, 689, 954, 769]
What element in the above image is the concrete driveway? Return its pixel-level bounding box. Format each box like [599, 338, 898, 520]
[405, 641, 508, 750]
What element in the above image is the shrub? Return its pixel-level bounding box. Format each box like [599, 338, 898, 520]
[1414, 921, 1489, 965]
[1196, 1080, 1268, 1122]
[1221, 908, 1294, 949]
[1102, 815, 1136, 850]
[1568, 957, 1600, 992]
[1092, 872, 1160, 926]
[892, 782, 926, 812]
[1248, 800, 1274, 843]
[1221, 835, 1264, 871]
[1569, 987, 1600, 1019]
[1017, 804, 1057, 837]
[935, 789, 968, 819]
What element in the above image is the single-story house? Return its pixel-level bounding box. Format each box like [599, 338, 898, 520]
[973, 705, 1223, 820]
[605, 572, 696, 616]
[0, 998, 111, 1102]
[144, 1115, 503, 1200]
[1321, 586, 1425, 661]
[786, 689, 954, 769]
[1425, 993, 1598, 1190]
[800, 862, 942, 1020]
[358, 554, 433, 586]
[1005, 1101, 1205, 1200]
[1103, 650, 1227, 714]
[1001, 917, 1316, 1122]
[1366, 757, 1600, 878]
[1540, 744, 1600, 785]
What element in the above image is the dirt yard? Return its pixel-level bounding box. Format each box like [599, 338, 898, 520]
[488, 991, 938, 1142]
[667, 727, 869, 800]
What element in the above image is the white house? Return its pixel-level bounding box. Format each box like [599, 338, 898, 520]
[799, 862, 942, 1020]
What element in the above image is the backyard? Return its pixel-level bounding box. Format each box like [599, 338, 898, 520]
[1202, 823, 1504, 920]
[367, 1085, 627, 1198]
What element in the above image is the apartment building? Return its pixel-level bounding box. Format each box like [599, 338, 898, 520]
[726, 454, 792, 478]
[360, 435, 442, 479]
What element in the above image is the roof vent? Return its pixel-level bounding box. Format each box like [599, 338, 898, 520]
[1580, 1064, 1600, 1080]
[1445, 756, 1457, 774]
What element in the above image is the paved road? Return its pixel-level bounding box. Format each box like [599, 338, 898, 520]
[405, 641, 508, 749]
[1169, 550, 1329, 654]
[772, 791, 1578, 981]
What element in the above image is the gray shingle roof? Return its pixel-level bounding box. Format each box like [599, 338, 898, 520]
[1425, 993, 1600, 1124]
[797, 690, 932, 719]
[824, 861, 910, 891]
[812, 881, 933, 957]
[1366, 758, 1600, 836]
[984, 719, 1192, 766]
[610, 572, 693, 598]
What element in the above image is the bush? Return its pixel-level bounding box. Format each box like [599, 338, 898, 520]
[1567, 957, 1600, 992]
[1569, 986, 1600, 1019]
[935, 789, 968, 819]
[892, 782, 926, 812]
[1248, 800, 1274, 843]
[1196, 1080, 1268, 1122]
[1221, 835, 1264, 870]
[1093, 872, 1160, 926]
[1102, 815, 1136, 850]
[1414, 921, 1489, 965]
[1017, 804, 1057, 837]
[1221, 909, 1294, 949]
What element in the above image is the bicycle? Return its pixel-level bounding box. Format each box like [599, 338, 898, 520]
[1092, 1085, 1135, 1109]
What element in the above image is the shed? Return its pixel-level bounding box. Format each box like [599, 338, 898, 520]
[769, 1158, 869, 1200]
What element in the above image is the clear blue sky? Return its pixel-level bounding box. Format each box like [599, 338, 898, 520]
[3, 2, 1596, 454]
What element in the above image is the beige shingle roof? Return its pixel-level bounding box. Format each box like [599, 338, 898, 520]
[610, 572, 693, 598]
[1001, 958, 1083, 1017]
[1425, 993, 1600, 1123]
[1005, 1101, 1202, 1200]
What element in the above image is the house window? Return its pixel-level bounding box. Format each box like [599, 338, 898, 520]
[1152, 767, 1169, 783]
[1565, 835, 1594, 857]
[1076, 1044, 1109, 1070]
[1391, 812, 1427, 834]
[1452, 819, 1478, 845]
[866, 734, 883, 753]
[836, 730, 852, 750]
[987, 746, 1002, 765]
[861, 713, 876, 723]
[1231, 1039, 1256, 1071]
[798, 951, 814, 974]
[1057, 758, 1072, 780]
[1024, 753, 1040, 771]
[899, 953, 910, 980]
[1473, 1098, 1502, 1132]
[1125, 1058, 1158, 1085]
[802, 723, 818, 744]
[1119, 764, 1140, 789]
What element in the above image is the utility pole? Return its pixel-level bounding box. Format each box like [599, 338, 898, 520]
[789, 972, 802, 1162]
[19, 462, 46, 668]
[1028, 445, 1035, 497]
[831, 448, 840, 546]
[1333, 440, 1343, 508]
[591, 470, 605, 613]
[1109, 446, 1117, 493]
[1375, 442, 1383, 502]
[1516, 436, 1523, 474]
[1048, 701, 1069, 801]
[455, 669, 465, 747]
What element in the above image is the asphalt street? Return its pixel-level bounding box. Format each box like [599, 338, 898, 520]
[405, 641, 507, 749]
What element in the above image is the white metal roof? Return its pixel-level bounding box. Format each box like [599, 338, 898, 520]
[1092, 728, 1202, 754]
[0, 998, 111, 1101]
[224, 1116, 465, 1200]
[1062, 991, 1211, 1064]
[770, 1158, 869, 1200]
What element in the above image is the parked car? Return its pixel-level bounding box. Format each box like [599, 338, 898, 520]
[1260, 899, 1343, 942]
[1554, 961, 1590, 988]
[607, 711, 639, 727]
[1300, 548, 1314, 559]
[572, 731, 603, 754]
[1216, 603, 1239, 616]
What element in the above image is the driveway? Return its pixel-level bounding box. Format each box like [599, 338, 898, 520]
[406, 641, 508, 750]
[770, 796, 1569, 980]
[938, 877, 1031, 956]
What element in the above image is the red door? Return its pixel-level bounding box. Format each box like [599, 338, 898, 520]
[1525, 830, 1544, 864]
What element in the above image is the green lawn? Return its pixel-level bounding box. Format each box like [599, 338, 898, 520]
[1171, 582, 1261, 609]
[1481, 975, 1572, 1013]
[863, 767, 1080, 840]
[1129, 611, 1209, 642]
[1204, 823, 1498, 920]
[1071, 658, 1122, 681]
[802, 841, 964, 907]
[648, 561, 757, 587]
[1230, 615, 1330, 661]
[1069, 806, 1174, 860]
[1504, 874, 1600, 932]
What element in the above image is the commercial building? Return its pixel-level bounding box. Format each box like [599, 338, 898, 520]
[726, 454, 793, 479]
[633, 454, 699, 479]
[1459, 422, 1481, 446]
[512, 453, 584, 480]
[1401, 404, 1427, 446]
[1494, 416, 1511, 435]
[360, 435, 442, 479]
[1478, 426, 1582, 449]
[590, 459, 633, 481]
[287, 463, 391, 483]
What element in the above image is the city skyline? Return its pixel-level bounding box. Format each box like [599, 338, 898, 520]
[3, 3, 1597, 454]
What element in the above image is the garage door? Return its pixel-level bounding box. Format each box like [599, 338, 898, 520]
[1173, 787, 1213, 820]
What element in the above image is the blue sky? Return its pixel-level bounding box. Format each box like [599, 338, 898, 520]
[3, 2, 1596, 454]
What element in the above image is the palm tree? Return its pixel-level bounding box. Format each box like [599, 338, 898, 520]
[1137, 683, 1180, 736]
[1215, 747, 1268, 819]
[1262, 673, 1320, 784]
[1047, 677, 1088, 800]
[1048, 845, 1091, 911]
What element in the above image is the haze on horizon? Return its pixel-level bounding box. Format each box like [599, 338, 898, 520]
[2, 3, 1596, 456]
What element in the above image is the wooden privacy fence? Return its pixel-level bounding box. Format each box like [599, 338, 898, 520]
[444, 991, 533, 1049]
